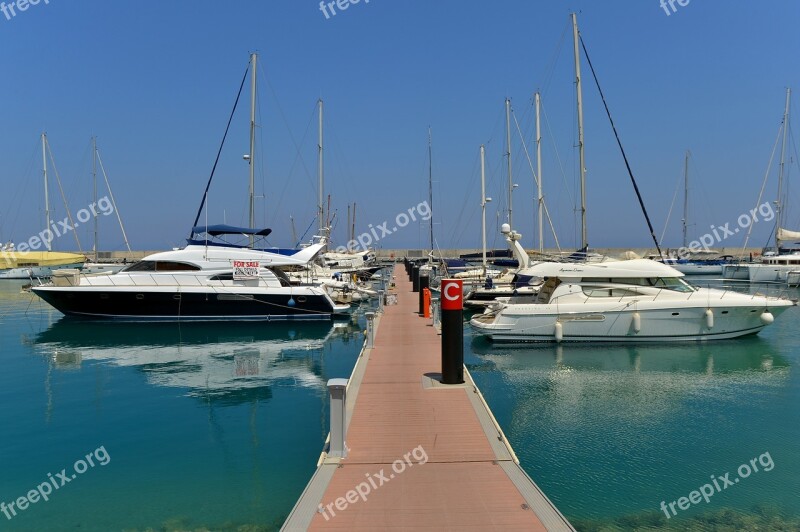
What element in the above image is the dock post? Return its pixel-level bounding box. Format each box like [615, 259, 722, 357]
[418, 275, 430, 314]
[412, 265, 420, 292]
[365, 311, 376, 348]
[377, 290, 385, 313]
[327, 378, 348, 458]
[432, 297, 440, 328]
[440, 279, 464, 384]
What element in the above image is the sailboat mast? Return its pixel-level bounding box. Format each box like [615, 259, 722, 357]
[248, 52, 257, 245]
[92, 137, 98, 261]
[42, 132, 51, 251]
[351, 203, 356, 246]
[318, 99, 325, 235]
[682, 151, 689, 249]
[428, 127, 434, 251]
[777, 87, 791, 246]
[572, 13, 587, 250]
[505, 98, 513, 228]
[480, 144, 488, 269]
[535, 92, 543, 253]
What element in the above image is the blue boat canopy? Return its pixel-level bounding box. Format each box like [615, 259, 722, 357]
[191, 225, 272, 237]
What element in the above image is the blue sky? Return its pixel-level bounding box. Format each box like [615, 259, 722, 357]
[1, 0, 799, 253]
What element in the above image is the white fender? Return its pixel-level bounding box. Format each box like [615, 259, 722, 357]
[632, 312, 642, 333]
[760, 311, 775, 325]
[554, 321, 563, 343]
[705, 309, 714, 329]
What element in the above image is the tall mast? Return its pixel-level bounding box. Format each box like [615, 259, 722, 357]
[480, 144, 488, 269]
[42, 132, 51, 251]
[351, 203, 356, 245]
[505, 98, 514, 228]
[318, 98, 325, 234]
[428, 127, 434, 251]
[572, 12, 588, 249]
[346, 204, 351, 245]
[777, 87, 791, 246]
[248, 52, 257, 245]
[93, 136, 98, 261]
[535, 92, 543, 253]
[682, 151, 689, 249]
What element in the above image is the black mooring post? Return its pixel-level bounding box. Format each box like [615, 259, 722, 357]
[418, 275, 430, 315]
[412, 265, 420, 293]
[440, 279, 464, 384]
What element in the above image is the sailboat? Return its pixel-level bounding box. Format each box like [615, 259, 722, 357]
[81, 137, 132, 276]
[745, 89, 800, 282]
[0, 133, 86, 279]
[660, 152, 726, 275]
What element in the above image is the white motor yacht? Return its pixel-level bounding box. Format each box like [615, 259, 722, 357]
[471, 259, 794, 342]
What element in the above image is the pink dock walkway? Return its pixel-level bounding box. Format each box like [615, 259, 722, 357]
[283, 265, 573, 531]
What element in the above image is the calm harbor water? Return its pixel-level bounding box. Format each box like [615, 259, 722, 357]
[467, 279, 800, 530]
[1, 277, 799, 530]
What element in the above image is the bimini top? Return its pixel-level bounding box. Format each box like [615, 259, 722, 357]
[191, 225, 273, 237]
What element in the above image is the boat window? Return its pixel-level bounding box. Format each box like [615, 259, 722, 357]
[582, 287, 642, 297]
[650, 277, 695, 292]
[122, 261, 156, 272]
[122, 261, 201, 272]
[583, 287, 612, 297]
[210, 273, 234, 281]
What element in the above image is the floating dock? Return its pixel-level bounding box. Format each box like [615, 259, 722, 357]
[283, 265, 574, 530]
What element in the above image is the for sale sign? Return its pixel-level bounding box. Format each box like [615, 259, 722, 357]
[233, 260, 260, 280]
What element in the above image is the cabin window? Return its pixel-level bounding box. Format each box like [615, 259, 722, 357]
[582, 287, 642, 298]
[122, 261, 200, 272]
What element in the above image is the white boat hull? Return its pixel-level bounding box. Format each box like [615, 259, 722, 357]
[722, 264, 750, 280]
[0, 262, 85, 280]
[747, 263, 796, 283]
[471, 305, 790, 343]
[669, 263, 723, 275]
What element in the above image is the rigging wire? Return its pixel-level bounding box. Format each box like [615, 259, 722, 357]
[190, 60, 250, 235]
[579, 35, 663, 257]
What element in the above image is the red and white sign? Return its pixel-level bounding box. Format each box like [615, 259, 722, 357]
[440, 279, 463, 310]
[233, 260, 260, 280]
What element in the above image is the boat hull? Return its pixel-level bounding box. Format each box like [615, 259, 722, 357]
[471, 305, 792, 343]
[0, 262, 85, 280]
[722, 264, 750, 280]
[31, 286, 339, 321]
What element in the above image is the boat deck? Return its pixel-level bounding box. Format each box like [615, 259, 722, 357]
[283, 264, 573, 531]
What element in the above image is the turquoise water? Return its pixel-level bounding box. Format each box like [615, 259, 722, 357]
[0, 281, 367, 531]
[2, 278, 799, 531]
[466, 280, 800, 530]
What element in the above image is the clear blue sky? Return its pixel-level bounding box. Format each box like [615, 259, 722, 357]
[1, 0, 799, 252]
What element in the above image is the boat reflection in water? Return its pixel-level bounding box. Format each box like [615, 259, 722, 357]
[34, 319, 361, 400]
[468, 334, 790, 422]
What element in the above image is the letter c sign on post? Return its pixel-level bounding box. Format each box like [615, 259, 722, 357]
[441, 279, 463, 311]
[440, 279, 464, 384]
